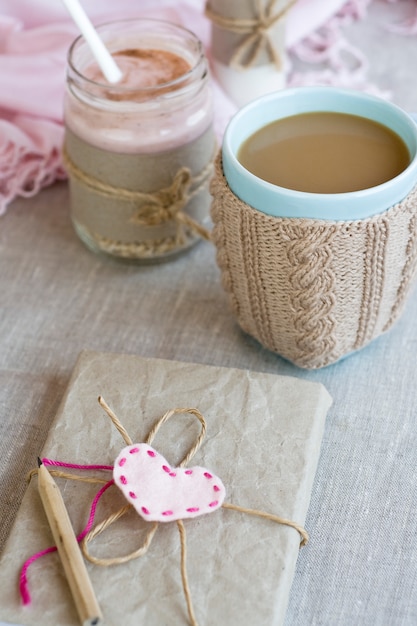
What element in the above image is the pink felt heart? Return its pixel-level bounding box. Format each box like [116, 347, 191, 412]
[113, 444, 226, 522]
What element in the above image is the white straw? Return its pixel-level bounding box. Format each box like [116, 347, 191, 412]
[62, 0, 123, 83]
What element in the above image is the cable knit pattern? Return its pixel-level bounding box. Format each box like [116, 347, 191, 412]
[210, 153, 417, 369]
[354, 218, 389, 349]
[280, 223, 338, 367]
[383, 211, 417, 331]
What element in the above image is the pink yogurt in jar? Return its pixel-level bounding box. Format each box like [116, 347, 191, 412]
[64, 19, 215, 263]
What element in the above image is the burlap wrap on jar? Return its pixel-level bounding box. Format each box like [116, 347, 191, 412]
[210, 153, 417, 369]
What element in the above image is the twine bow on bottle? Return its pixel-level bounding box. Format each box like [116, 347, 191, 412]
[205, 0, 296, 70]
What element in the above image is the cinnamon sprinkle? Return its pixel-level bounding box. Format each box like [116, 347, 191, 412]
[85, 48, 192, 101]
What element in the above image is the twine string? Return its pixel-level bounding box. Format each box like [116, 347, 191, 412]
[98, 396, 133, 446]
[222, 502, 309, 546]
[83, 403, 207, 626]
[62, 148, 213, 242]
[27, 468, 111, 485]
[144, 406, 207, 467]
[177, 520, 198, 626]
[205, 0, 296, 70]
[22, 398, 308, 626]
[82, 510, 159, 567]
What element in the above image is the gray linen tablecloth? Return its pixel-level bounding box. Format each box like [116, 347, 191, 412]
[1, 2, 417, 624]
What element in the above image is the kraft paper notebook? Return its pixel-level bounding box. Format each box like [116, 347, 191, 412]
[0, 351, 332, 626]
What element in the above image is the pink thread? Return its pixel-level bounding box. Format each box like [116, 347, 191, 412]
[129, 447, 139, 454]
[120, 475, 127, 485]
[169, 472, 177, 477]
[77, 479, 115, 542]
[42, 458, 113, 471]
[141, 506, 150, 515]
[185, 470, 193, 475]
[19, 546, 57, 605]
[204, 472, 213, 479]
[147, 450, 156, 457]
[119, 457, 127, 467]
[213, 485, 220, 492]
[129, 491, 137, 499]
[209, 501, 219, 508]
[162, 465, 171, 473]
[162, 510, 174, 516]
[20, 475, 114, 605]
[186, 507, 199, 513]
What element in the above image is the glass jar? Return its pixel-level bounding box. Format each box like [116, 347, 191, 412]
[64, 19, 215, 263]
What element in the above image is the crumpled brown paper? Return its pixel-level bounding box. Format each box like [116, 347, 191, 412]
[0, 350, 332, 626]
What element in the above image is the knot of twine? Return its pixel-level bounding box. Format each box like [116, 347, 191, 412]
[62, 148, 213, 242]
[24, 397, 308, 626]
[205, 0, 296, 70]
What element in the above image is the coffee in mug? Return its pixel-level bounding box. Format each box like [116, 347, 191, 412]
[237, 112, 410, 193]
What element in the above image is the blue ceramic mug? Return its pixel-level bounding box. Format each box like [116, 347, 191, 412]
[222, 86, 417, 221]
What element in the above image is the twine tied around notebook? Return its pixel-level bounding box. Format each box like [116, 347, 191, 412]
[22, 397, 308, 626]
[205, 0, 296, 70]
[62, 147, 213, 242]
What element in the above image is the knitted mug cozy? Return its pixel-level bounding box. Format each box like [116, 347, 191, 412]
[210, 153, 417, 369]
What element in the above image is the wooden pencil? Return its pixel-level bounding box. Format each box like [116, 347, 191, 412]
[37, 458, 103, 626]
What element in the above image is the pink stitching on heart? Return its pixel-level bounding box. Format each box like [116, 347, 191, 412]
[130, 447, 139, 454]
[113, 444, 226, 522]
[119, 457, 126, 467]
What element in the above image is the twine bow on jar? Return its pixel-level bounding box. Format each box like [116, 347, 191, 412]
[62, 147, 214, 244]
[128, 166, 213, 241]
